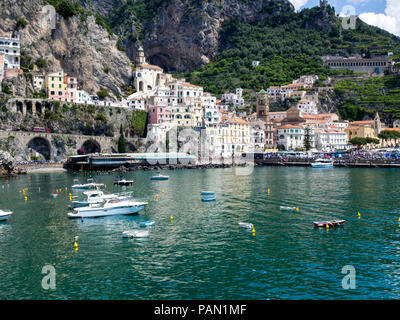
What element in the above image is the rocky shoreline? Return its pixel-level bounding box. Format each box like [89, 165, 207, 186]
[0, 150, 27, 177]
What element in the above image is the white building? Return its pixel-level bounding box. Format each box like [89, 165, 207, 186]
[296, 99, 318, 115]
[276, 124, 312, 150]
[314, 129, 348, 151]
[221, 88, 244, 109]
[0, 33, 20, 70]
[202, 93, 221, 126]
[252, 61, 260, 67]
[76, 90, 93, 104]
[293, 75, 318, 86]
[33, 74, 45, 92]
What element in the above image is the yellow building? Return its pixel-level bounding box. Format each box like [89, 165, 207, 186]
[45, 70, 67, 100]
[345, 113, 383, 139]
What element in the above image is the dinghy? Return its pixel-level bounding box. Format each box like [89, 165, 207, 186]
[201, 191, 215, 195]
[0, 210, 12, 221]
[238, 222, 254, 229]
[114, 176, 134, 186]
[122, 230, 150, 238]
[313, 220, 346, 228]
[139, 220, 155, 227]
[280, 206, 298, 211]
[201, 196, 216, 202]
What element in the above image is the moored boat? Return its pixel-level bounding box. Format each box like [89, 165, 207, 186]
[311, 159, 334, 168]
[70, 190, 131, 208]
[280, 206, 298, 211]
[0, 210, 12, 221]
[122, 230, 150, 238]
[139, 220, 155, 227]
[71, 178, 104, 190]
[201, 196, 216, 202]
[313, 219, 346, 228]
[238, 222, 254, 229]
[114, 176, 134, 186]
[67, 198, 147, 218]
[150, 173, 169, 181]
[201, 191, 215, 195]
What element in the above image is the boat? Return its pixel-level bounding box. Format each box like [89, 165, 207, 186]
[67, 198, 148, 218]
[201, 196, 216, 202]
[114, 176, 134, 186]
[139, 220, 155, 227]
[122, 230, 150, 238]
[0, 210, 12, 221]
[313, 220, 346, 228]
[150, 172, 169, 180]
[71, 178, 104, 190]
[201, 191, 215, 195]
[280, 206, 298, 211]
[238, 222, 254, 229]
[311, 158, 334, 168]
[70, 190, 131, 208]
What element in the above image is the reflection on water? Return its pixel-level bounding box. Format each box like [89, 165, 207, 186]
[0, 167, 400, 299]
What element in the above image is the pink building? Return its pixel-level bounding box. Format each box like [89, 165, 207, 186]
[149, 106, 171, 125]
[64, 76, 77, 103]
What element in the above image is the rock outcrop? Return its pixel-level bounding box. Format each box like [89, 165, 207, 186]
[0, 0, 133, 99]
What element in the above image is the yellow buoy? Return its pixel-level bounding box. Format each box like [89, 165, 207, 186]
[24, 196, 27, 201]
[105, 184, 107, 189]
[74, 242, 78, 249]
[162, 190, 165, 195]
[326, 224, 329, 229]
[358, 212, 361, 219]
[170, 216, 174, 222]
[398, 217, 400, 223]
[296, 207, 299, 212]
[267, 188, 270, 194]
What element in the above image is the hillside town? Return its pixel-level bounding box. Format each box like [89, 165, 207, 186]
[1, 32, 399, 159]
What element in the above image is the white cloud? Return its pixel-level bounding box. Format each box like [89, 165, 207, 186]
[359, 0, 400, 36]
[289, 0, 308, 11]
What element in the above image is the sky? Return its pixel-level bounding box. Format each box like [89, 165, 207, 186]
[288, 0, 400, 37]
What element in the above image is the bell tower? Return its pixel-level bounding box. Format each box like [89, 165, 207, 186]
[136, 45, 146, 65]
[256, 89, 269, 122]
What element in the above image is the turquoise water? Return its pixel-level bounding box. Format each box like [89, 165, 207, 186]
[0, 166, 400, 299]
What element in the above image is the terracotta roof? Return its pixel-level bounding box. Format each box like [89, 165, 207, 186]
[180, 83, 202, 88]
[278, 124, 302, 130]
[385, 128, 400, 131]
[228, 118, 248, 125]
[139, 64, 163, 71]
[352, 120, 375, 124]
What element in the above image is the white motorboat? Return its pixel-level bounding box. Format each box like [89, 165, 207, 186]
[0, 210, 12, 221]
[122, 230, 150, 238]
[71, 178, 104, 190]
[67, 198, 148, 218]
[71, 190, 131, 208]
[311, 158, 334, 168]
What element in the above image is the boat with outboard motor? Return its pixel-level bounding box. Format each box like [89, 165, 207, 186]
[150, 172, 169, 180]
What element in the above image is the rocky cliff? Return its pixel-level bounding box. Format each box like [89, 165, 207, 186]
[0, 0, 132, 99]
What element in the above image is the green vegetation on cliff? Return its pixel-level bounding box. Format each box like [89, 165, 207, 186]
[333, 75, 400, 121]
[183, 6, 399, 94]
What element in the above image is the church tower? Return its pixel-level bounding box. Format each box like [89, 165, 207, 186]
[136, 45, 146, 65]
[256, 89, 269, 122]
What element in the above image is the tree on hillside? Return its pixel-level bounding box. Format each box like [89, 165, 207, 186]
[303, 126, 312, 151]
[118, 125, 126, 153]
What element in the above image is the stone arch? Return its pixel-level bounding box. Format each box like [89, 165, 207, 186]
[80, 139, 101, 154]
[27, 137, 51, 160]
[36, 102, 43, 114]
[148, 52, 172, 71]
[16, 101, 23, 113]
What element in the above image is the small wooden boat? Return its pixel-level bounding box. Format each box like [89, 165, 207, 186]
[201, 196, 216, 202]
[280, 206, 298, 211]
[122, 230, 150, 238]
[151, 172, 169, 181]
[201, 191, 215, 195]
[238, 222, 254, 229]
[139, 220, 155, 227]
[0, 210, 12, 221]
[313, 220, 346, 228]
[114, 176, 133, 186]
